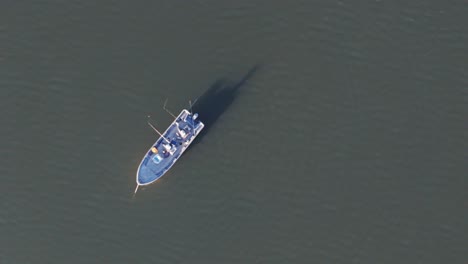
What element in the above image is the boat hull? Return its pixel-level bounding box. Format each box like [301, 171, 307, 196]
[136, 109, 204, 186]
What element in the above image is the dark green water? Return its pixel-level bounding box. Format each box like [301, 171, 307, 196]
[1, 1, 467, 263]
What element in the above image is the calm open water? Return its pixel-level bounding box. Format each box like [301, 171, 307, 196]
[1, 1, 467, 263]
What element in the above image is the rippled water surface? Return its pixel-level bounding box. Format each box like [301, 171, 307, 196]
[1, 1, 467, 263]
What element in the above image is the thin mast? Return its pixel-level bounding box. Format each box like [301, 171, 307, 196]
[163, 99, 176, 119]
[134, 184, 139, 194]
[147, 120, 170, 143]
[188, 98, 198, 114]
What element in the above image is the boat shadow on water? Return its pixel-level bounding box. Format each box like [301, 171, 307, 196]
[189, 65, 260, 149]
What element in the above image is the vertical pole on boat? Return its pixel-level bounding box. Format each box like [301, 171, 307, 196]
[134, 184, 139, 194]
[147, 118, 170, 143]
[188, 98, 198, 114]
[163, 99, 177, 119]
